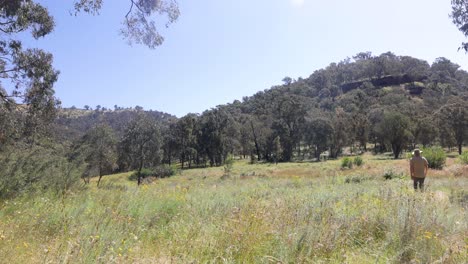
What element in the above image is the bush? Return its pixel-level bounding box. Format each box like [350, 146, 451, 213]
[422, 147, 446, 169]
[128, 165, 176, 181]
[353, 156, 364, 167]
[0, 144, 82, 199]
[224, 155, 235, 175]
[383, 168, 404, 180]
[459, 151, 468, 165]
[153, 164, 176, 178]
[345, 175, 371, 184]
[341, 157, 353, 169]
[128, 168, 154, 181]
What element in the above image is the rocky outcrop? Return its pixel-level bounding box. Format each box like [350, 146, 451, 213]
[340, 74, 427, 93]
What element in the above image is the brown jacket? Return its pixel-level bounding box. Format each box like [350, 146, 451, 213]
[410, 156, 428, 178]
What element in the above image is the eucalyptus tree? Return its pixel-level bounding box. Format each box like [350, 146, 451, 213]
[451, 0, 468, 51]
[377, 111, 412, 159]
[72, 124, 117, 186]
[74, 0, 180, 49]
[119, 113, 161, 185]
[0, 0, 180, 142]
[304, 114, 333, 161]
[175, 113, 198, 168]
[0, 1, 60, 139]
[436, 97, 468, 154]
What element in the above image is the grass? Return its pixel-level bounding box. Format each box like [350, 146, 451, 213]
[0, 154, 467, 263]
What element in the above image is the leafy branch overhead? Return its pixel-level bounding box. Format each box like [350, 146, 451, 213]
[0, 0, 179, 142]
[451, 0, 468, 51]
[74, 0, 180, 49]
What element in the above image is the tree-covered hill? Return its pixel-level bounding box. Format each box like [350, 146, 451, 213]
[53, 107, 176, 141]
[54, 52, 468, 170]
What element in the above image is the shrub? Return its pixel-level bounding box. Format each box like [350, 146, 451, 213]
[422, 147, 446, 169]
[128, 165, 176, 181]
[128, 168, 154, 181]
[353, 156, 364, 167]
[345, 175, 371, 184]
[153, 164, 176, 178]
[341, 157, 353, 169]
[383, 168, 404, 180]
[0, 144, 82, 199]
[224, 155, 235, 175]
[459, 151, 468, 165]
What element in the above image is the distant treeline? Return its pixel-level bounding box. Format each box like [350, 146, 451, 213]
[61, 52, 468, 166]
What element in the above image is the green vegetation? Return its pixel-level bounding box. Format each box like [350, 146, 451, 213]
[341, 157, 353, 169]
[460, 151, 468, 165]
[0, 2, 467, 263]
[423, 147, 447, 169]
[354, 156, 364, 167]
[341, 156, 364, 169]
[128, 165, 176, 181]
[0, 158, 466, 263]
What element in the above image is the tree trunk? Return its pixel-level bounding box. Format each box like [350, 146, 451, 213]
[250, 121, 261, 161]
[137, 160, 144, 186]
[458, 143, 463, 155]
[97, 175, 103, 187]
[97, 163, 102, 187]
[392, 144, 401, 159]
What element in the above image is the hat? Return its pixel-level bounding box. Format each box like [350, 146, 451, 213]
[412, 149, 422, 155]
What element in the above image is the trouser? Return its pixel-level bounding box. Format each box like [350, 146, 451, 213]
[413, 177, 425, 190]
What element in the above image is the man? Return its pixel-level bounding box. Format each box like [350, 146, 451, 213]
[410, 149, 429, 191]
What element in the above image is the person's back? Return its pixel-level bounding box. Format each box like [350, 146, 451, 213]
[410, 156, 428, 178]
[410, 149, 428, 190]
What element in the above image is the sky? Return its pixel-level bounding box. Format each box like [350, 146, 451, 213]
[23, 0, 468, 117]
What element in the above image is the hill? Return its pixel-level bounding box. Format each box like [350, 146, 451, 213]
[53, 107, 177, 141]
[51, 52, 468, 170]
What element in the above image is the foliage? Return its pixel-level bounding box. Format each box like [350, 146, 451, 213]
[153, 164, 177, 178]
[383, 168, 404, 180]
[451, 0, 468, 51]
[459, 151, 468, 164]
[128, 165, 176, 181]
[118, 113, 162, 185]
[73, 0, 180, 49]
[344, 174, 371, 184]
[71, 124, 117, 186]
[377, 112, 412, 159]
[0, 0, 60, 138]
[422, 147, 447, 169]
[341, 157, 353, 169]
[436, 98, 468, 155]
[223, 155, 235, 176]
[0, 143, 82, 199]
[128, 168, 154, 181]
[353, 156, 364, 166]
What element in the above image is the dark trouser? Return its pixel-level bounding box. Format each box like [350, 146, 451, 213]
[413, 177, 425, 191]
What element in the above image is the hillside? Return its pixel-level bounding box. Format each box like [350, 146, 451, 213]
[53, 107, 177, 141]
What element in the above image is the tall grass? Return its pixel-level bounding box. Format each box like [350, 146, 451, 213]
[459, 151, 468, 165]
[0, 158, 466, 263]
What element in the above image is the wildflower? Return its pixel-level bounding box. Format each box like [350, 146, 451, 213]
[424, 231, 432, 239]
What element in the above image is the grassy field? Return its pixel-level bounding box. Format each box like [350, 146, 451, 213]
[0, 154, 467, 263]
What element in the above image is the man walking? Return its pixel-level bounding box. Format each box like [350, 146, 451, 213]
[410, 149, 429, 191]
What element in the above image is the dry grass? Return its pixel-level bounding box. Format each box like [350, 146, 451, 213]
[0, 155, 467, 263]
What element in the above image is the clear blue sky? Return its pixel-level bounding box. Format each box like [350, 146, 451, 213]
[25, 0, 468, 117]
